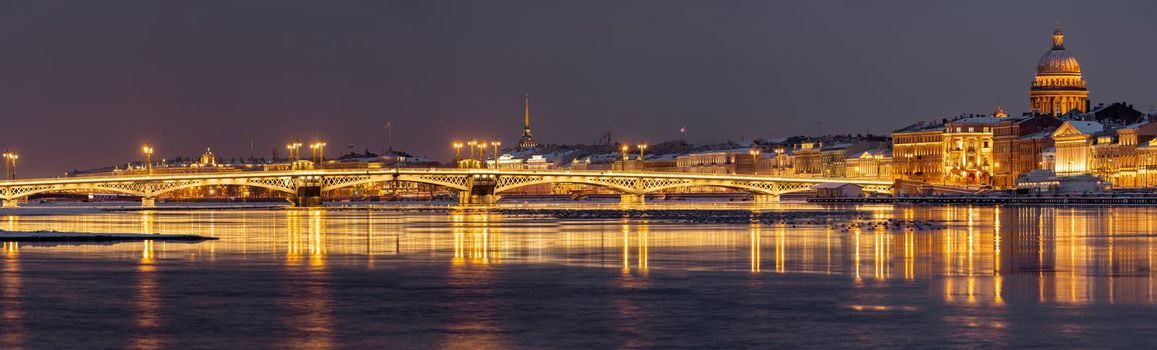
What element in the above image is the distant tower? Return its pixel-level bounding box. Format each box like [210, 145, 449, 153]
[993, 104, 1008, 118]
[518, 92, 538, 150]
[1029, 22, 1089, 116]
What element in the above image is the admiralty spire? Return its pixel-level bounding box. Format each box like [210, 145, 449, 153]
[518, 92, 538, 150]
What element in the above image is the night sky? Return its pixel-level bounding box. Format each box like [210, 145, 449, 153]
[1, 0, 1155, 177]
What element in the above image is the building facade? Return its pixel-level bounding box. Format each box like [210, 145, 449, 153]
[991, 114, 1062, 188]
[942, 117, 1003, 185]
[892, 123, 944, 183]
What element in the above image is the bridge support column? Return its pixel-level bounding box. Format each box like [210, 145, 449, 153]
[2, 199, 17, 208]
[459, 174, 499, 206]
[752, 194, 780, 203]
[291, 186, 323, 207]
[140, 197, 156, 208]
[459, 192, 500, 205]
[620, 194, 645, 204]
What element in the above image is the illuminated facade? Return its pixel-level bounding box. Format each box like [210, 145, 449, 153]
[991, 114, 1061, 189]
[1087, 122, 1157, 187]
[791, 143, 823, 175]
[892, 123, 944, 183]
[1051, 121, 1102, 176]
[942, 117, 1002, 185]
[1029, 24, 1088, 115]
[675, 149, 758, 174]
[845, 149, 892, 179]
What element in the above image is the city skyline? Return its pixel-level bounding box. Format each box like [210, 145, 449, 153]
[1, 1, 1156, 176]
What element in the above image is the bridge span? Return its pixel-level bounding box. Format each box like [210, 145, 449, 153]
[0, 168, 894, 207]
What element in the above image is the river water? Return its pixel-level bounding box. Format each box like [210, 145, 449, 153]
[2, 203, 1157, 348]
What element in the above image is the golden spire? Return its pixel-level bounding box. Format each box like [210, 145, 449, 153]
[1052, 20, 1064, 49]
[994, 104, 1007, 118]
[523, 92, 530, 130]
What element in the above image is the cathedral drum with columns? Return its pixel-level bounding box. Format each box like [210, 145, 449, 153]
[1029, 24, 1089, 116]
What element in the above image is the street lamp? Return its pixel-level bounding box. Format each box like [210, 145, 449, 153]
[2, 152, 17, 180]
[620, 144, 631, 171]
[452, 142, 463, 166]
[477, 143, 487, 169]
[749, 148, 761, 174]
[491, 141, 501, 169]
[467, 140, 477, 162]
[286, 141, 303, 161]
[310, 141, 327, 163]
[142, 145, 154, 175]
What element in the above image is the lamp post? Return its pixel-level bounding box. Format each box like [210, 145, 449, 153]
[637, 144, 648, 171]
[477, 144, 487, 169]
[2, 152, 17, 180]
[286, 141, 303, 161]
[620, 144, 630, 171]
[491, 141, 501, 169]
[142, 145, 154, 175]
[749, 148, 761, 174]
[452, 142, 463, 167]
[310, 141, 327, 163]
[467, 140, 477, 163]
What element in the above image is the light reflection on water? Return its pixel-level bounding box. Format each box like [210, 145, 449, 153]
[3, 203, 1157, 346]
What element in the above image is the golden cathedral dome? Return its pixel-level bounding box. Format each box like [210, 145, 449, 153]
[1035, 26, 1081, 76]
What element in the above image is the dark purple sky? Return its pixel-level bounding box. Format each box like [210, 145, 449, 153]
[2, 1, 1156, 176]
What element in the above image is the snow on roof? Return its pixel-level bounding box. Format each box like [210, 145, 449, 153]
[685, 147, 755, 156]
[1119, 121, 1150, 130]
[894, 122, 943, 133]
[1065, 121, 1104, 134]
[820, 143, 852, 151]
[1018, 130, 1053, 140]
[949, 116, 1005, 125]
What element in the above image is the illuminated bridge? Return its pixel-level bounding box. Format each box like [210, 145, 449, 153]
[0, 168, 894, 207]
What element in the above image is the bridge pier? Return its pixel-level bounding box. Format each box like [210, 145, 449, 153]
[459, 192, 500, 206]
[458, 174, 499, 206]
[140, 197, 156, 208]
[291, 186, 323, 207]
[2, 199, 17, 208]
[752, 194, 780, 203]
[620, 194, 645, 204]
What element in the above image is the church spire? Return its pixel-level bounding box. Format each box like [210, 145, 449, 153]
[518, 91, 538, 150]
[523, 92, 531, 130]
[1052, 20, 1065, 49]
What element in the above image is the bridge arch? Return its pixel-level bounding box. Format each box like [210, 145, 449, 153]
[148, 179, 297, 198]
[494, 176, 639, 194]
[4, 183, 147, 200]
[323, 174, 471, 193]
[642, 180, 780, 195]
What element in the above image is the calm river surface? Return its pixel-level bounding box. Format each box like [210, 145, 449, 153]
[3, 203, 1157, 348]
